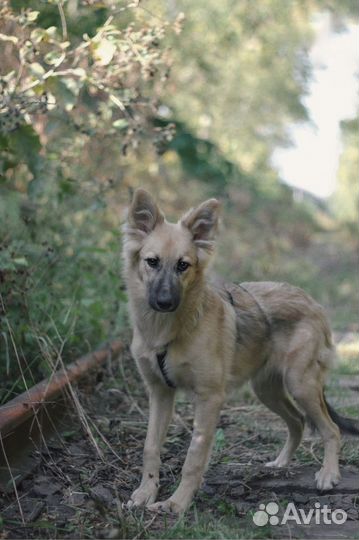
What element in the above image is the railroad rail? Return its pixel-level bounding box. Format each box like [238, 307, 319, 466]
[0, 340, 123, 491]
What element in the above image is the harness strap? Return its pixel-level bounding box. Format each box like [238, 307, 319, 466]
[238, 283, 272, 336]
[226, 284, 271, 337]
[226, 290, 235, 306]
[156, 349, 176, 388]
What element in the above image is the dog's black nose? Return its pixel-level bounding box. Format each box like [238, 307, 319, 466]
[156, 298, 174, 311]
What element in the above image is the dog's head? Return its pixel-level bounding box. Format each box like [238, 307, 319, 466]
[123, 189, 220, 313]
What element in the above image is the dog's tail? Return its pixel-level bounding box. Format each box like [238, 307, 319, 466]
[324, 394, 359, 436]
[306, 393, 359, 436]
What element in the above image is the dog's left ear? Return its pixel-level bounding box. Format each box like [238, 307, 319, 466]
[181, 198, 220, 250]
[127, 188, 164, 235]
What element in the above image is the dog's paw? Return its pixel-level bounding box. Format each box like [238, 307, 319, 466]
[265, 457, 289, 468]
[127, 483, 158, 508]
[315, 468, 341, 491]
[147, 498, 185, 515]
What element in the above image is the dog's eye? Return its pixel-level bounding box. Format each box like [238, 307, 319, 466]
[145, 257, 159, 269]
[177, 260, 190, 272]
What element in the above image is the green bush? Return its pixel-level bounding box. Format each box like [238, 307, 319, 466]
[0, 0, 177, 401]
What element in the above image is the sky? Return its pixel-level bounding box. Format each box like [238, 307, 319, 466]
[272, 13, 358, 199]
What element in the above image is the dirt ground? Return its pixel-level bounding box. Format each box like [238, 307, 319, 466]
[1, 346, 358, 540]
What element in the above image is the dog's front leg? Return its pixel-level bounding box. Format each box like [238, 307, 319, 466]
[148, 392, 223, 514]
[129, 383, 175, 507]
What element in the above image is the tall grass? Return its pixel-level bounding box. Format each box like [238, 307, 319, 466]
[0, 180, 128, 403]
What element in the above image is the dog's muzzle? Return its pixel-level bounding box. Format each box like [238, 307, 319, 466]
[149, 295, 179, 312]
[148, 270, 181, 312]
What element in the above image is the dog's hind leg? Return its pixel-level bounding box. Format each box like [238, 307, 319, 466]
[286, 368, 341, 490]
[252, 370, 304, 467]
[283, 325, 341, 490]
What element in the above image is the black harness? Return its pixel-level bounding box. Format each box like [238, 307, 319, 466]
[226, 289, 235, 306]
[156, 349, 176, 388]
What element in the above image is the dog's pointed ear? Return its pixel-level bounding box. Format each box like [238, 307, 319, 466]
[127, 188, 164, 235]
[181, 198, 220, 250]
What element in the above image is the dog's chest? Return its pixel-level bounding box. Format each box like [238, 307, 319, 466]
[133, 339, 194, 390]
[159, 346, 194, 389]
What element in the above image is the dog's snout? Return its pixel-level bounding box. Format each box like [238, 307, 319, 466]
[149, 270, 181, 312]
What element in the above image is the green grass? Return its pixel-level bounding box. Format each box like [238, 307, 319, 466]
[140, 509, 273, 539]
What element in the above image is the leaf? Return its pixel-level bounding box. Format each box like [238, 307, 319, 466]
[29, 62, 45, 77]
[7, 125, 42, 179]
[48, 77, 81, 111]
[30, 26, 57, 44]
[30, 28, 47, 44]
[70, 67, 86, 79]
[59, 177, 77, 197]
[93, 38, 116, 66]
[44, 50, 64, 65]
[214, 428, 226, 451]
[13, 257, 28, 267]
[113, 119, 128, 130]
[0, 257, 15, 271]
[0, 134, 8, 151]
[27, 10, 40, 22]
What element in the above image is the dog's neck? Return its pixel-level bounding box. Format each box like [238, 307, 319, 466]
[128, 278, 208, 351]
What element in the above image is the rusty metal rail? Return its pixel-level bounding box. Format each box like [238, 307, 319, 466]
[0, 339, 123, 493]
[0, 340, 123, 437]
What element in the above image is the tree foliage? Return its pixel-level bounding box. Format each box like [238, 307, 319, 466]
[0, 1, 180, 189]
[331, 118, 359, 232]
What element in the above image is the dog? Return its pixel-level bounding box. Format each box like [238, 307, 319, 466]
[122, 188, 358, 514]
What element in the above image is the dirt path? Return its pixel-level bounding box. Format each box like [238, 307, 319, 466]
[1, 348, 358, 539]
[204, 463, 358, 538]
